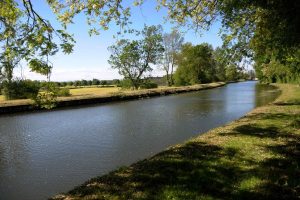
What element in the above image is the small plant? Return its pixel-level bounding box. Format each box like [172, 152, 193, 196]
[34, 91, 57, 109]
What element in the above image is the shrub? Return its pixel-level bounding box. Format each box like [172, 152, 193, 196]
[2, 80, 40, 100]
[118, 79, 133, 89]
[39, 82, 71, 97]
[140, 81, 158, 89]
[56, 88, 71, 97]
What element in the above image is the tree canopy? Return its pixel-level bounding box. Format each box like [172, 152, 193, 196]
[174, 43, 216, 85]
[108, 25, 164, 89]
[1, 0, 299, 83]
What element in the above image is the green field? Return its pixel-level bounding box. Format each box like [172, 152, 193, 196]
[52, 84, 300, 200]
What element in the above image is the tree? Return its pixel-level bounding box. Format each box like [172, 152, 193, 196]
[100, 80, 107, 85]
[74, 80, 81, 87]
[67, 81, 74, 86]
[213, 46, 247, 82]
[3, 1, 299, 85]
[92, 78, 100, 85]
[0, 0, 75, 81]
[213, 47, 227, 81]
[162, 30, 184, 86]
[174, 43, 216, 86]
[108, 25, 164, 89]
[81, 79, 88, 86]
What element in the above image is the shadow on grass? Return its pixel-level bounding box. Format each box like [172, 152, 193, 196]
[227, 112, 300, 199]
[274, 101, 300, 106]
[57, 140, 299, 199]
[64, 142, 261, 200]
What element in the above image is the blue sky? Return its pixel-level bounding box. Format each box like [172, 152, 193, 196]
[16, 0, 223, 81]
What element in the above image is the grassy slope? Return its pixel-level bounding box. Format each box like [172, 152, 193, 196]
[52, 84, 300, 200]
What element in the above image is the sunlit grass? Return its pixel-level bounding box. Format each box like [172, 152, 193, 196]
[69, 87, 120, 96]
[51, 84, 300, 200]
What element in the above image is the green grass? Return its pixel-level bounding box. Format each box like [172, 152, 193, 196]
[51, 84, 300, 200]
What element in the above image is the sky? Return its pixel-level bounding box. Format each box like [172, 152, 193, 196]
[15, 0, 223, 82]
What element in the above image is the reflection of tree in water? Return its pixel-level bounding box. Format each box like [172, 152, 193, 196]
[254, 84, 280, 107]
[175, 88, 227, 116]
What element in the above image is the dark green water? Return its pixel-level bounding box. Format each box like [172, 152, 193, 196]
[0, 81, 280, 200]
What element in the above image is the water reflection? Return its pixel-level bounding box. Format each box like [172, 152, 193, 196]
[0, 81, 280, 200]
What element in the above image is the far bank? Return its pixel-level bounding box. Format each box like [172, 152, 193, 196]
[0, 82, 225, 114]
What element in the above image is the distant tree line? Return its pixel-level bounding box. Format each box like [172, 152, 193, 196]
[52, 79, 118, 87]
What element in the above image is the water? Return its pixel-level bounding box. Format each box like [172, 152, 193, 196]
[0, 81, 280, 200]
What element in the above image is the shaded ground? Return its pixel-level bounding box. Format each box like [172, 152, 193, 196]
[52, 84, 300, 200]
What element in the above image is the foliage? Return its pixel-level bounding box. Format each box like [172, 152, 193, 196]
[117, 79, 133, 89]
[2, 0, 299, 92]
[34, 82, 70, 109]
[2, 79, 40, 100]
[213, 47, 227, 81]
[108, 25, 164, 89]
[162, 30, 184, 86]
[0, 0, 75, 82]
[225, 65, 239, 82]
[56, 88, 71, 97]
[92, 79, 100, 85]
[34, 91, 57, 109]
[139, 81, 158, 89]
[174, 43, 216, 86]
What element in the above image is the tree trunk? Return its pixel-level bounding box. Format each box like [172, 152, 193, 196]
[166, 72, 170, 86]
[170, 62, 174, 85]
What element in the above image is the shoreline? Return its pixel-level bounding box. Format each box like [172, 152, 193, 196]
[51, 84, 300, 199]
[0, 82, 225, 114]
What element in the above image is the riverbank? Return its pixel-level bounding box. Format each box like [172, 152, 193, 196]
[0, 82, 225, 114]
[52, 84, 300, 200]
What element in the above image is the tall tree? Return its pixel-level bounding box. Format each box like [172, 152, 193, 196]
[174, 43, 216, 85]
[108, 25, 164, 89]
[162, 30, 184, 86]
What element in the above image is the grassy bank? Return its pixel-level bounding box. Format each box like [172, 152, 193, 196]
[0, 82, 225, 113]
[52, 84, 300, 200]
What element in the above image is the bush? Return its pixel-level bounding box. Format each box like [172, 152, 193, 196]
[139, 81, 158, 89]
[39, 82, 71, 97]
[118, 79, 133, 89]
[2, 80, 40, 100]
[56, 88, 71, 97]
